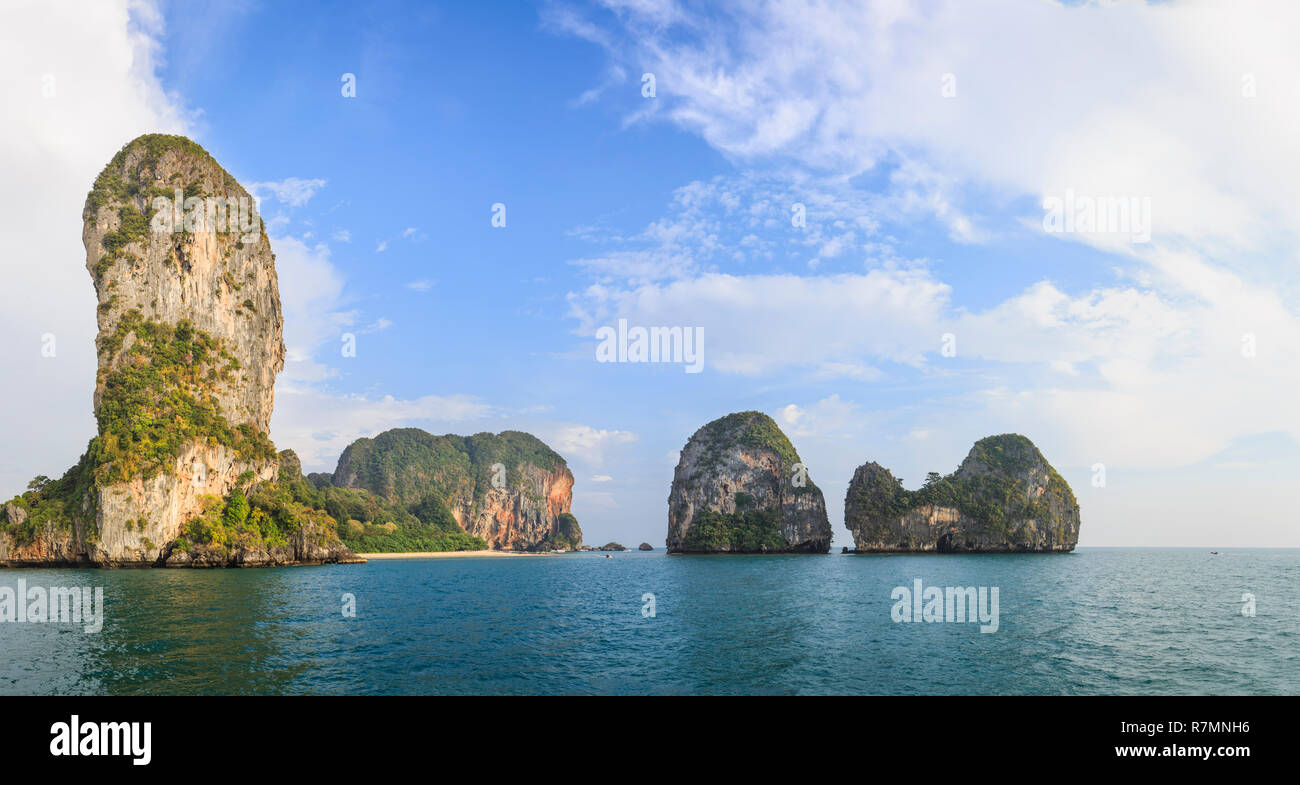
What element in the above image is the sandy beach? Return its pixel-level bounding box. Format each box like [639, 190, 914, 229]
[357, 550, 555, 560]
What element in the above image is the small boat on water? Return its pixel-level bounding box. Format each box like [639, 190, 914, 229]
[1210, 551, 1219, 555]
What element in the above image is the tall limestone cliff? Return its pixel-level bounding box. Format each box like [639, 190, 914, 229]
[327, 428, 582, 551]
[844, 434, 1080, 553]
[667, 411, 831, 553]
[0, 134, 357, 566]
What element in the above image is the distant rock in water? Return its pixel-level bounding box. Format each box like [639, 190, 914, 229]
[638, 542, 654, 551]
[844, 434, 1080, 553]
[667, 411, 831, 553]
[0, 134, 356, 567]
[597, 542, 628, 551]
[329, 428, 582, 551]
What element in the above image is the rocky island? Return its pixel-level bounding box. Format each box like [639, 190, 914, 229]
[322, 427, 583, 552]
[667, 411, 831, 553]
[843, 434, 1080, 553]
[0, 134, 358, 567]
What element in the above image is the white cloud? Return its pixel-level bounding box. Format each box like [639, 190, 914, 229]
[575, 0, 1300, 260]
[249, 177, 327, 208]
[565, 174, 898, 283]
[777, 395, 859, 439]
[537, 424, 639, 466]
[0, 0, 189, 496]
[569, 63, 628, 107]
[272, 236, 355, 384]
[590, 474, 613, 483]
[406, 279, 436, 292]
[569, 269, 950, 376]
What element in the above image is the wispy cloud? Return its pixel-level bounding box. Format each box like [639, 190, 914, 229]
[250, 177, 327, 208]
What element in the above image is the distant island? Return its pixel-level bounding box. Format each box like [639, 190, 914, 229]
[843, 434, 1080, 553]
[667, 411, 831, 553]
[322, 427, 583, 554]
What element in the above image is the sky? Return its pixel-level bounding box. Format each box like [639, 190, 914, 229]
[3, 0, 1300, 548]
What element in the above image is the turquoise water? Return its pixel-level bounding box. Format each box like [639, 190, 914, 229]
[1, 548, 1296, 695]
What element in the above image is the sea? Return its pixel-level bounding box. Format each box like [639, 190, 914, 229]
[1, 547, 1296, 695]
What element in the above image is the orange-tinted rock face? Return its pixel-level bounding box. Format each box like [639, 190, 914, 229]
[547, 469, 573, 519]
[453, 464, 577, 551]
[330, 428, 583, 551]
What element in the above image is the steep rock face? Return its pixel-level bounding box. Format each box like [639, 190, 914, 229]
[87, 135, 282, 561]
[159, 451, 360, 567]
[667, 411, 831, 553]
[844, 434, 1080, 553]
[330, 428, 582, 551]
[87, 135, 284, 429]
[451, 463, 576, 550]
[0, 134, 356, 567]
[90, 443, 277, 565]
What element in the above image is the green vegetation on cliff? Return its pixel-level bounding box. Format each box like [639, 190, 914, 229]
[86, 134, 231, 218]
[86, 134, 254, 284]
[681, 492, 786, 553]
[2, 313, 277, 547]
[93, 311, 276, 484]
[177, 488, 298, 554]
[283, 450, 486, 553]
[697, 411, 800, 467]
[171, 451, 487, 557]
[326, 427, 578, 551]
[334, 427, 563, 506]
[0, 453, 98, 545]
[845, 434, 1077, 533]
[323, 484, 486, 553]
[541, 512, 582, 551]
[684, 411, 817, 495]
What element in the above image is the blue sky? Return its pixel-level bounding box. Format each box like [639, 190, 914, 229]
[5, 0, 1300, 548]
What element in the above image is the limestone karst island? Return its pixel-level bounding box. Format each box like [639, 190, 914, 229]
[667, 411, 833, 553]
[843, 434, 1081, 553]
[0, 135, 584, 567]
[665, 412, 1080, 554]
